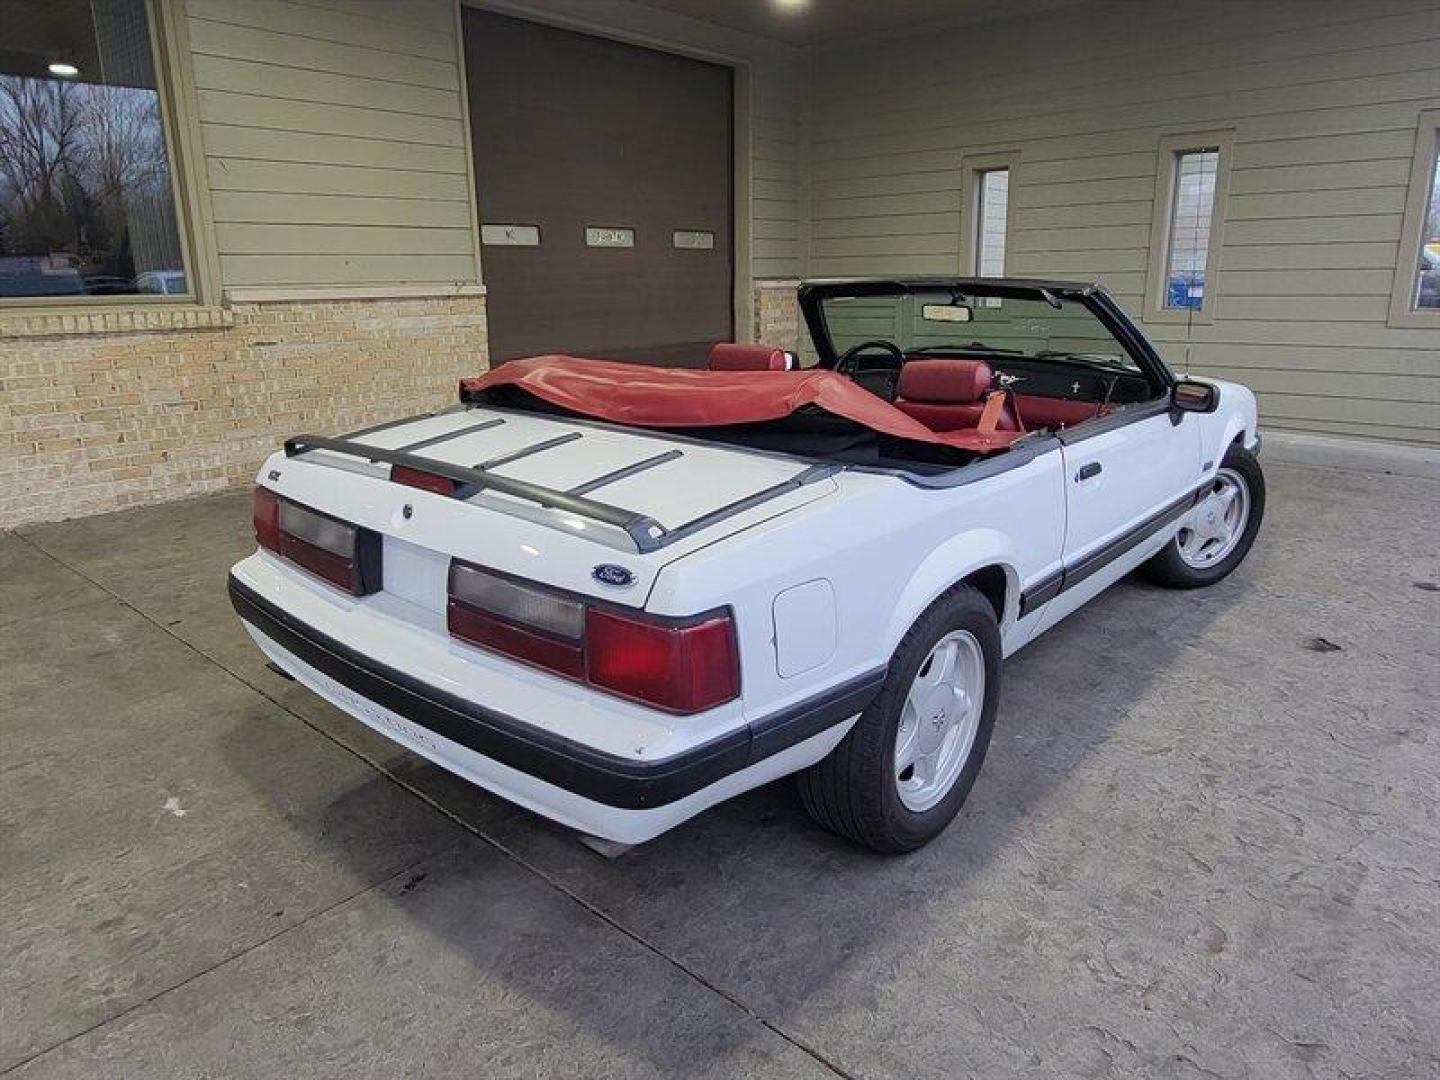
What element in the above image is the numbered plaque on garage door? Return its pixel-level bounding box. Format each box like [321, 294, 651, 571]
[585, 227, 634, 248]
[673, 230, 715, 250]
[481, 224, 540, 247]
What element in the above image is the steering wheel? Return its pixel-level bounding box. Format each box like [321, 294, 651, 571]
[837, 339, 907, 401]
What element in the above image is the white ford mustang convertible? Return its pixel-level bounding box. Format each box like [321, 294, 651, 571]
[231, 277, 1264, 852]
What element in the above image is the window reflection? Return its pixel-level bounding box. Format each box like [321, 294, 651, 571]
[1165, 149, 1218, 312]
[0, 0, 186, 299]
[1416, 136, 1439, 311]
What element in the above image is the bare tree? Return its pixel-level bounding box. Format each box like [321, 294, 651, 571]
[0, 76, 88, 250]
[78, 83, 170, 204]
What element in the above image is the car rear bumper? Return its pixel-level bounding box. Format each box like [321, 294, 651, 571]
[230, 573, 882, 842]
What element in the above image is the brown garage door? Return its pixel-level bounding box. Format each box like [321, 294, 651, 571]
[463, 9, 734, 366]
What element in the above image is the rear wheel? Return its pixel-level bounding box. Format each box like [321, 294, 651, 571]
[797, 584, 1000, 853]
[1144, 441, 1265, 588]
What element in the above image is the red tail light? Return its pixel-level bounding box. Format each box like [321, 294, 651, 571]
[391, 465, 457, 496]
[252, 486, 381, 596]
[447, 561, 739, 714]
[585, 607, 740, 714]
[253, 486, 281, 552]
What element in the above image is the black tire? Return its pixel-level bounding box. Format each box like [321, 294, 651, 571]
[797, 584, 1001, 854]
[1143, 441, 1265, 589]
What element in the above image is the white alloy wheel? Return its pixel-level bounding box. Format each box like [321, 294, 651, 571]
[1177, 468, 1250, 569]
[894, 629, 986, 812]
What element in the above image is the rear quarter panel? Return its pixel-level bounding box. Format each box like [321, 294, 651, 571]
[647, 448, 1069, 721]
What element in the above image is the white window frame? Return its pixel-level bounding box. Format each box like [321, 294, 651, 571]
[1144, 130, 1235, 326]
[1387, 109, 1440, 329]
[960, 151, 1019, 277]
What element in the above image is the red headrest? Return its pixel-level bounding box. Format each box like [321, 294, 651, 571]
[708, 343, 793, 371]
[897, 359, 993, 404]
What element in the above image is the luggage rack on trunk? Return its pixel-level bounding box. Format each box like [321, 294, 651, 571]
[284, 431, 839, 555]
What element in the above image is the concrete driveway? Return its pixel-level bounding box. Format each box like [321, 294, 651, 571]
[3, 461, 1437, 1079]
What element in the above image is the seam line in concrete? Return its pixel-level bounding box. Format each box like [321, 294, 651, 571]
[1, 856, 448, 1075]
[11, 533, 856, 1080]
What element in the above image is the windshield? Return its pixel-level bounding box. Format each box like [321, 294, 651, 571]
[818, 290, 1140, 373]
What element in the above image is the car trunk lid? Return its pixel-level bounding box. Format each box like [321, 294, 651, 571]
[268, 405, 836, 607]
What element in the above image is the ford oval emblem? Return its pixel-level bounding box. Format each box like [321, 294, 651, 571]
[592, 564, 635, 588]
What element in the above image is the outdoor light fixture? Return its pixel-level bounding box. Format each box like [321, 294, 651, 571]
[772, 0, 810, 11]
[47, 62, 79, 77]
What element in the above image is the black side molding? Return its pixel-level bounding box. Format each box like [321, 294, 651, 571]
[229, 575, 884, 810]
[1019, 484, 1207, 616]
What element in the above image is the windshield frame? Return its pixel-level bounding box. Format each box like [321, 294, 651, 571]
[797, 277, 1176, 397]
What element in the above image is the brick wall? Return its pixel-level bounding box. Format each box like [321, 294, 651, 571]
[1, 296, 489, 528]
[754, 281, 804, 358]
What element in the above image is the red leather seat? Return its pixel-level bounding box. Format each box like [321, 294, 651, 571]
[894, 359, 1019, 432]
[708, 343, 794, 371]
[1012, 394, 1106, 429]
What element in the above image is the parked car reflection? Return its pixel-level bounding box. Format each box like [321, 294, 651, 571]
[135, 269, 187, 295]
[1418, 244, 1439, 310]
[0, 255, 84, 296]
[1167, 272, 1204, 310]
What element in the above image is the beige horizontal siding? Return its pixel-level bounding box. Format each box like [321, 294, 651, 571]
[255, 0, 455, 33]
[813, 4, 1438, 123]
[186, 0, 456, 60]
[209, 192, 472, 229]
[808, 0, 1440, 446]
[188, 18, 459, 89]
[200, 126, 469, 173]
[188, 0, 478, 292]
[205, 159, 471, 200]
[751, 88, 805, 278]
[196, 90, 466, 145]
[191, 55, 461, 116]
[219, 253, 476, 287]
[215, 224, 476, 256]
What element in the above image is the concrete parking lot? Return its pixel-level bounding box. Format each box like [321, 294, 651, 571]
[3, 461, 1437, 1079]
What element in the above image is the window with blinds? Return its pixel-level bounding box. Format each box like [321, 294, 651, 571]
[1414, 132, 1439, 311]
[975, 168, 1010, 278]
[1164, 149, 1219, 311]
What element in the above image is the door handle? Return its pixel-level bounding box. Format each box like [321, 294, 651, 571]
[1075, 462, 1103, 482]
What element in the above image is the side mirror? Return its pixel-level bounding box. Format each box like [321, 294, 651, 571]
[1171, 379, 1219, 414]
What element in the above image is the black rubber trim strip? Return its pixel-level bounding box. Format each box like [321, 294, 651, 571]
[229, 574, 884, 810]
[569, 449, 684, 495]
[342, 410, 442, 440]
[1017, 570, 1063, 617]
[1064, 486, 1204, 590]
[1018, 482, 1207, 615]
[659, 463, 841, 548]
[748, 671, 887, 760]
[476, 431, 582, 470]
[393, 416, 505, 454]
